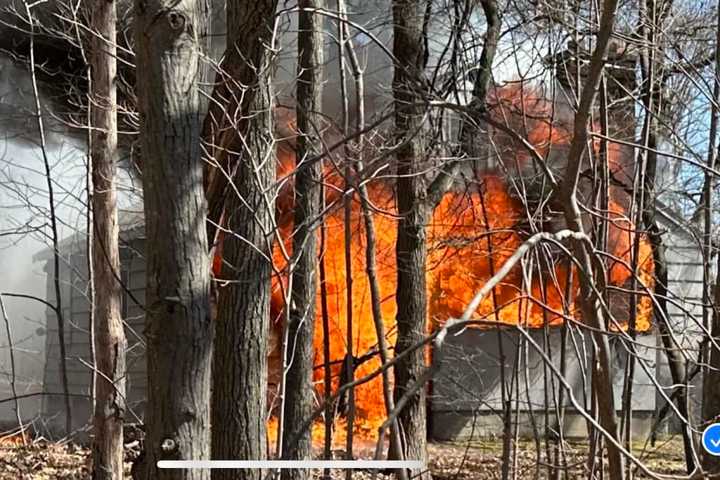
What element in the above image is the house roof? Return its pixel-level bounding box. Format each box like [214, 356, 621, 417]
[32, 208, 145, 263]
[655, 199, 703, 245]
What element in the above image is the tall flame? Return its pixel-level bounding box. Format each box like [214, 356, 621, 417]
[266, 168, 653, 446]
[217, 86, 655, 446]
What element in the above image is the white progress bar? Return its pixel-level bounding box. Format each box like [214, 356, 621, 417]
[158, 460, 424, 470]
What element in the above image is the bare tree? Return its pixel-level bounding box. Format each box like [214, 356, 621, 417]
[22, 0, 73, 435]
[390, 0, 433, 474]
[209, 3, 278, 480]
[0, 294, 23, 442]
[280, 2, 324, 480]
[634, 0, 697, 472]
[390, 0, 503, 474]
[89, 0, 126, 478]
[703, 0, 720, 474]
[5, 1, 720, 479]
[557, 0, 623, 478]
[134, 0, 212, 478]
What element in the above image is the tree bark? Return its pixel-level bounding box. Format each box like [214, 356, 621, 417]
[202, 1, 278, 246]
[388, 4, 501, 474]
[90, 1, 126, 478]
[703, 0, 720, 474]
[210, 3, 277, 480]
[134, 1, 212, 478]
[557, 0, 623, 479]
[280, 3, 323, 479]
[705, 258, 720, 474]
[391, 0, 431, 476]
[635, 0, 696, 470]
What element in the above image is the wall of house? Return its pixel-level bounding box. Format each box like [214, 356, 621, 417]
[41, 223, 706, 442]
[39, 211, 707, 440]
[430, 221, 706, 441]
[653, 215, 706, 434]
[0, 51, 90, 431]
[431, 327, 659, 440]
[40, 233, 147, 435]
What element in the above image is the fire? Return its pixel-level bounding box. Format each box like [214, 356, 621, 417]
[266, 416, 377, 453]
[266, 169, 653, 446]
[268, 176, 401, 447]
[427, 180, 654, 330]
[216, 86, 655, 447]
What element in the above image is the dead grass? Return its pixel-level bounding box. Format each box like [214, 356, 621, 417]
[0, 441, 91, 479]
[0, 437, 689, 479]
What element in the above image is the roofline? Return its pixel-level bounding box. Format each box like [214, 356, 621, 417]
[32, 208, 145, 263]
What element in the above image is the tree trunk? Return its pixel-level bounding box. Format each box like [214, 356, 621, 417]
[280, 3, 323, 479]
[557, 0, 623, 478]
[391, 0, 431, 475]
[202, 1, 278, 245]
[134, 1, 212, 478]
[23, 3, 72, 435]
[636, 0, 695, 468]
[705, 260, 720, 474]
[210, 3, 277, 480]
[90, 1, 126, 478]
[211, 99, 274, 477]
[703, 0, 720, 474]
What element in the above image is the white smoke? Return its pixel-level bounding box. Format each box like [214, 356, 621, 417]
[0, 53, 88, 428]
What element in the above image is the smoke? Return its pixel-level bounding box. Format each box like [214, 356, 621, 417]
[0, 54, 89, 427]
[0, 0, 563, 431]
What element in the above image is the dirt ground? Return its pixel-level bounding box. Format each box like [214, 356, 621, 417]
[0, 437, 689, 479]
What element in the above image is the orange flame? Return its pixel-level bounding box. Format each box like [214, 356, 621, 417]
[266, 173, 653, 444]
[217, 86, 655, 446]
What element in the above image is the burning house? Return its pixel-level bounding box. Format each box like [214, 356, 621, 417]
[34, 96, 706, 444]
[1, 0, 704, 450]
[34, 179, 705, 444]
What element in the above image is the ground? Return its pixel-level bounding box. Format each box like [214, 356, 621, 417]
[0, 438, 689, 479]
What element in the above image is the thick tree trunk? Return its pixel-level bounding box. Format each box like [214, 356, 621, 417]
[211, 97, 274, 478]
[202, 1, 278, 245]
[280, 3, 323, 479]
[391, 1, 431, 475]
[90, 1, 126, 478]
[134, 1, 212, 478]
[210, 3, 277, 480]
